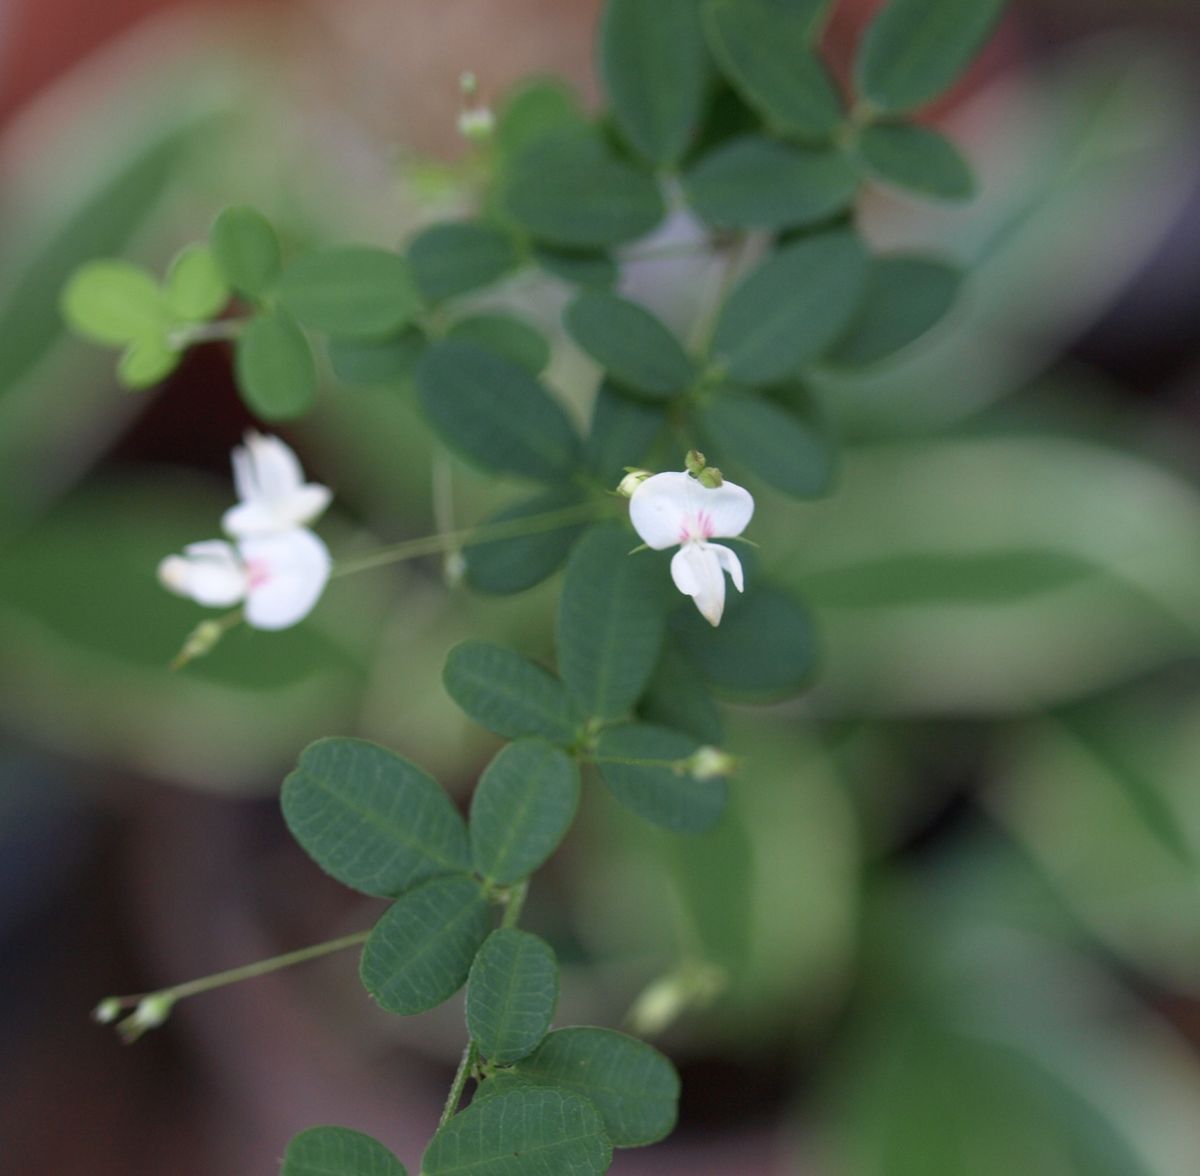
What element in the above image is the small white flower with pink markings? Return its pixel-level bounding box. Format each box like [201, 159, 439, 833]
[628, 469, 754, 626]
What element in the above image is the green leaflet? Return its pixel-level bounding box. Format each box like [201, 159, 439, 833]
[469, 740, 581, 884]
[210, 205, 281, 299]
[234, 310, 317, 420]
[855, 122, 976, 201]
[282, 737, 471, 898]
[467, 929, 560, 1063]
[360, 875, 491, 1015]
[600, 0, 711, 165]
[281, 1126, 407, 1176]
[408, 221, 522, 303]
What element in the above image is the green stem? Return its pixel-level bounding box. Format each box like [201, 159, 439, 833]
[440, 1041, 480, 1128]
[501, 879, 530, 930]
[167, 317, 246, 349]
[112, 929, 369, 1007]
[329, 500, 607, 579]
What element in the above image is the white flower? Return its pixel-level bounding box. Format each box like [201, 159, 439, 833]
[629, 470, 754, 626]
[158, 528, 331, 630]
[221, 431, 331, 538]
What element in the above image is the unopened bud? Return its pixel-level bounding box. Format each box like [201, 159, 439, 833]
[459, 71, 479, 98]
[457, 107, 495, 143]
[627, 964, 727, 1036]
[696, 465, 724, 488]
[686, 746, 736, 780]
[616, 469, 652, 498]
[443, 550, 467, 587]
[169, 619, 225, 671]
[119, 993, 174, 1042]
[92, 997, 122, 1024]
[685, 449, 707, 477]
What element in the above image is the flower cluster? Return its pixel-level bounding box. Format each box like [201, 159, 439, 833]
[627, 461, 754, 627]
[158, 433, 332, 630]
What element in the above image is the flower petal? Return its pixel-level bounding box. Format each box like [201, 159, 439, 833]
[158, 540, 246, 606]
[712, 543, 744, 593]
[239, 528, 331, 630]
[630, 471, 694, 549]
[236, 431, 304, 501]
[225, 432, 332, 537]
[702, 480, 754, 539]
[222, 483, 332, 537]
[671, 543, 727, 626]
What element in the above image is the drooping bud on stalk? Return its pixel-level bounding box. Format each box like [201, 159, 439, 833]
[118, 993, 175, 1043]
[616, 469, 653, 498]
[92, 997, 122, 1024]
[685, 746, 736, 781]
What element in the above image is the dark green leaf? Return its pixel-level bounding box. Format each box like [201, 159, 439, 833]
[281, 1126, 407, 1176]
[503, 131, 665, 249]
[470, 740, 581, 884]
[712, 230, 867, 382]
[163, 244, 229, 322]
[702, 0, 843, 139]
[600, 0, 710, 165]
[281, 737, 471, 898]
[443, 640, 580, 745]
[463, 489, 588, 596]
[469, 1072, 536, 1107]
[210, 205, 281, 299]
[408, 221, 522, 303]
[467, 929, 560, 1063]
[828, 254, 963, 366]
[60, 260, 166, 346]
[279, 246, 422, 339]
[328, 329, 426, 388]
[855, 0, 1006, 113]
[583, 380, 668, 486]
[595, 722, 727, 833]
[856, 122, 975, 200]
[670, 583, 816, 697]
[697, 389, 833, 497]
[447, 313, 550, 375]
[234, 310, 317, 421]
[564, 292, 693, 398]
[422, 1085, 611, 1176]
[416, 341, 581, 483]
[117, 334, 179, 389]
[557, 524, 667, 721]
[640, 643, 724, 744]
[360, 875, 491, 1015]
[532, 245, 618, 290]
[513, 1026, 680, 1147]
[684, 135, 859, 230]
[495, 79, 590, 162]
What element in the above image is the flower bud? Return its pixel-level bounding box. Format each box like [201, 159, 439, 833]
[616, 469, 652, 498]
[457, 107, 495, 143]
[696, 465, 724, 489]
[686, 746, 736, 780]
[170, 619, 226, 671]
[684, 449, 707, 477]
[119, 993, 175, 1042]
[627, 964, 726, 1036]
[92, 997, 122, 1024]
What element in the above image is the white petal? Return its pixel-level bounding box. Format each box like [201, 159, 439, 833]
[239, 432, 304, 500]
[630, 470, 754, 549]
[239, 528, 331, 630]
[158, 540, 246, 606]
[671, 543, 727, 626]
[629, 471, 695, 549]
[702, 480, 754, 539]
[225, 432, 332, 536]
[222, 483, 332, 537]
[712, 543, 744, 593]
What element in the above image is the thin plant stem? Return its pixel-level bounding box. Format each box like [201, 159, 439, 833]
[440, 1041, 480, 1128]
[501, 880, 529, 930]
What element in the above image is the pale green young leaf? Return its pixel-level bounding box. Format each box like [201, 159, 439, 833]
[828, 254, 963, 367]
[163, 243, 229, 322]
[210, 205, 281, 299]
[462, 489, 587, 596]
[446, 313, 550, 375]
[234, 310, 317, 421]
[281, 737, 471, 898]
[360, 875, 490, 1015]
[467, 929, 560, 1064]
[408, 221, 522, 303]
[856, 122, 976, 201]
[443, 640, 580, 746]
[557, 524, 667, 722]
[564, 292, 694, 398]
[117, 334, 180, 389]
[512, 1026, 681, 1147]
[281, 1126, 407, 1176]
[421, 1085, 612, 1176]
[855, 0, 1006, 113]
[685, 135, 859, 230]
[702, 0, 843, 139]
[712, 230, 868, 382]
[697, 389, 834, 498]
[279, 246, 422, 339]
[469, 740, 581, 884]
[600, 0, 711, 165]
[595, 722, 727, 833]
[415, 340, 581, 483]
[61, 260, 167, 346]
